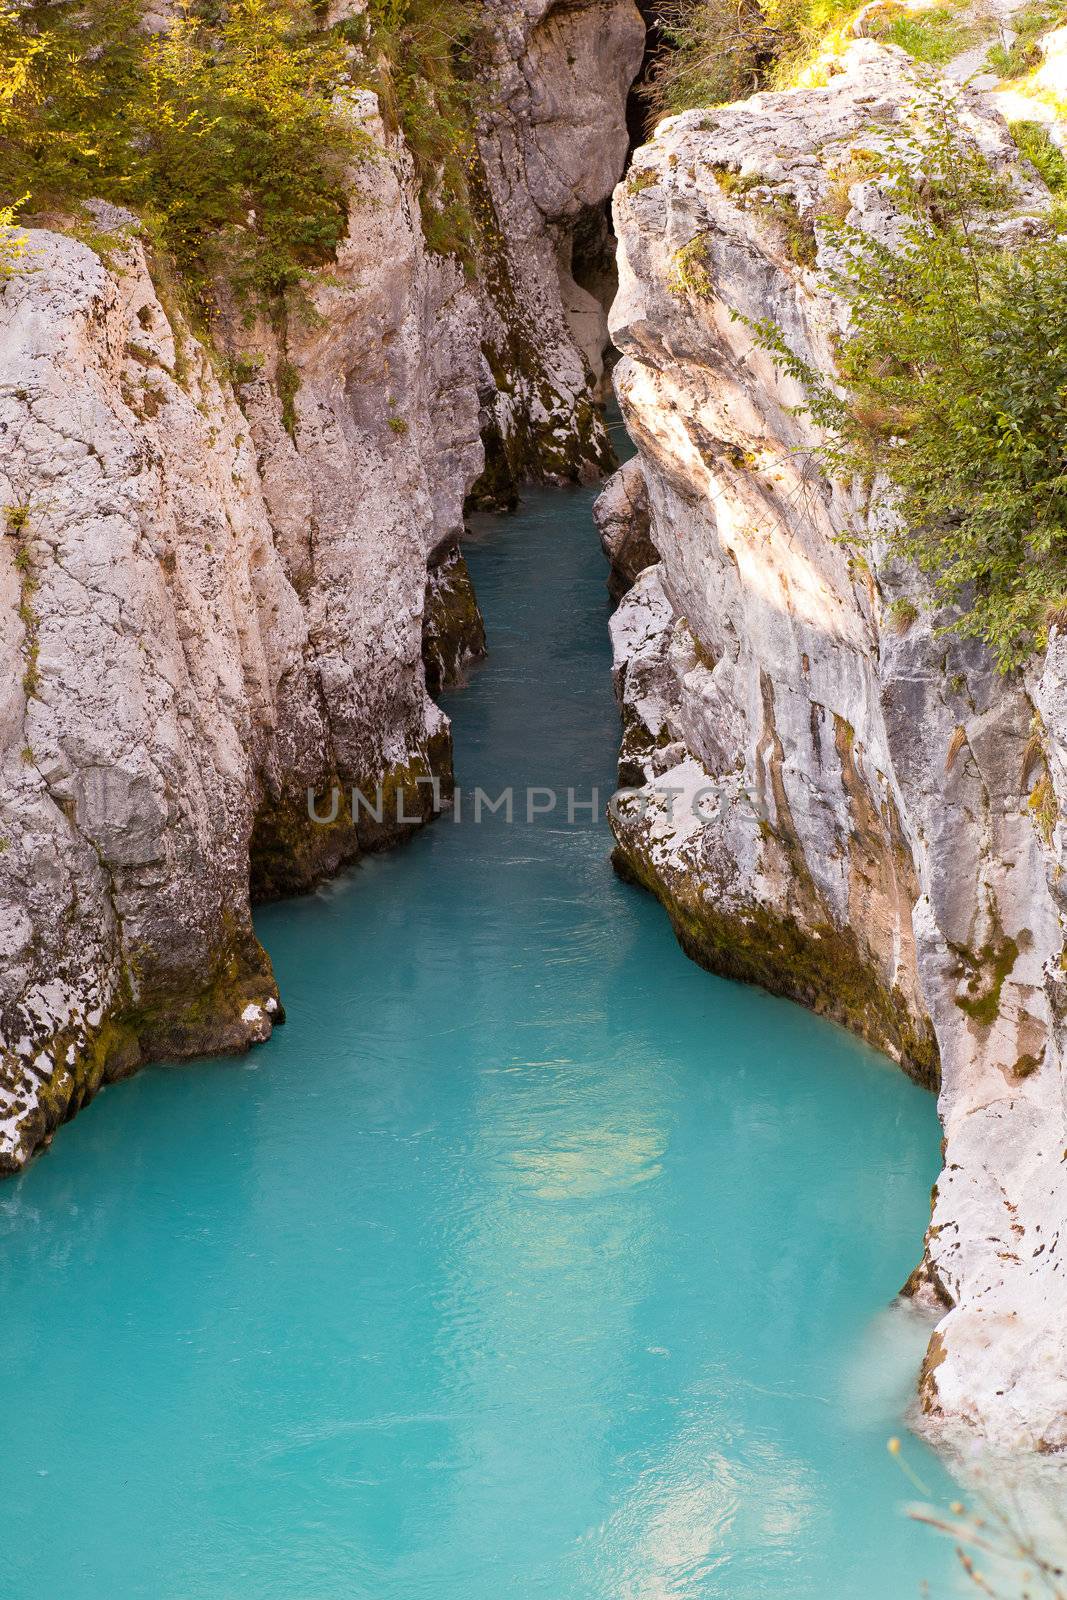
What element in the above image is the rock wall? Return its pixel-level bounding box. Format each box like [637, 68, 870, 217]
[0, 0, 643, 1172]
[605, 41, 1067, 1452]
[593, 454, 658, 599]
[470, 0, 646, 495]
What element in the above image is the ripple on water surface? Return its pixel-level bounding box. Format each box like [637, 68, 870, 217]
[0, 478, 964, 1598]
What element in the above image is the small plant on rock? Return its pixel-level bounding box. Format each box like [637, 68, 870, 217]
[1010, 120, 1067, 196]
[886, 596, 918, 634]
[0, 193, 27, 281]
[668, 233, 715, 298]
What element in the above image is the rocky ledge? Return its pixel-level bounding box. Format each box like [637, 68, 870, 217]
[604, 40, 1067, 1452]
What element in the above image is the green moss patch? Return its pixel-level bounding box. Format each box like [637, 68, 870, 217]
[952, 926, 1020, 1028]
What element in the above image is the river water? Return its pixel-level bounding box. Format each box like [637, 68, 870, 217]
[0, 462, 962, 1597]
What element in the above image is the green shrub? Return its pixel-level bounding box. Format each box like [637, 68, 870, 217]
[986, 37, 1038, 74]
[0, 192, 26, 280]
[277, 357, 300, 438]
[227, 351, 266, 386]
[0, 0, 360, 313]
[642, 0, 778, 117]
[742, 87, 1067, 671]
[986, 0, 1067, 76]
[1, 0, 494, 302]
[1010, 119, 1067, 195]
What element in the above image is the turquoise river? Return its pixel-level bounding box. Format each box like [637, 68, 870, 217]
[0, 455, 963, 1597]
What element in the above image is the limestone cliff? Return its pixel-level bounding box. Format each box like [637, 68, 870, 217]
[0, 0, 643, 1171]
[474, 0, 646, 491]
[605, 41, 1067, 1452]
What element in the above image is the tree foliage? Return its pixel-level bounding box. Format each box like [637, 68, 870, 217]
[744, 88, 1067, 671]
[641, 0, 857, 121]
[0, 188, 25, 277]
[0, 0, 487, 306]
[0, 0, 359, 309]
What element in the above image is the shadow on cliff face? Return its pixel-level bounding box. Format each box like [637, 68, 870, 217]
[624, 0, 668, 148]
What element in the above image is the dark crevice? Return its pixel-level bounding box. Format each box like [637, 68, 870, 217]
[570, 201, 618, 314]
[626, 0, 668, 150]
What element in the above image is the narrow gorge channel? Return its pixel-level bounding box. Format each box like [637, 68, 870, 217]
[0, 440, 960, 1598]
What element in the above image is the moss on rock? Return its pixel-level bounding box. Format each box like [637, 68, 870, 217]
[1, 925, 282, 1174]
[465, 159, 615, 499]
[250, 778, 362, 902]
[422, 539, 487, 694]
[952, 923, 1020, 1028]
[612, 838, 941, 1088]
[251, 733, 456, 902]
